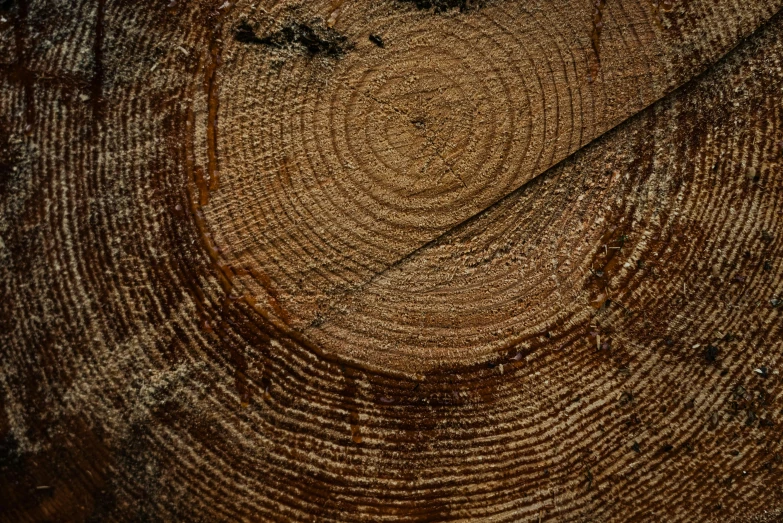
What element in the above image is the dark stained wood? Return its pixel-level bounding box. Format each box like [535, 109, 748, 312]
[1, 0, 783, 521]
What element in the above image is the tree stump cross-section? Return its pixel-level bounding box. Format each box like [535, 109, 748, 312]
[1, 0, 783, 521]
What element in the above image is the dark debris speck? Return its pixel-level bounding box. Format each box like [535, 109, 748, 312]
[704, 345, 719, 363]
[234, 21, 353, 57]
[398, 0, 485, 12]
[235, 22, 265, 44]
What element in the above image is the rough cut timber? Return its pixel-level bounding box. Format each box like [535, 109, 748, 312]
[1, 0, 783, 521]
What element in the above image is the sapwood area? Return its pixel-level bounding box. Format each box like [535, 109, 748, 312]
[2, 0, 783, 521]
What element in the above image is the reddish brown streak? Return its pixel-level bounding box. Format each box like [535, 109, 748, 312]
[205, 16, 222, 193]
[589, 0, 607, 83]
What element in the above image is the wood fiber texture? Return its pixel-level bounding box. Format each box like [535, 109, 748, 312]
[1, 0, 783, 521]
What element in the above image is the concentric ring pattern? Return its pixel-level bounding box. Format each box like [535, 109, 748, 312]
[205, 0, 778, 372]
[1, 0, 783, 521]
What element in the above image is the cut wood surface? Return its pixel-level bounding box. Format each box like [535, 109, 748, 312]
[1, 0, 783, 521]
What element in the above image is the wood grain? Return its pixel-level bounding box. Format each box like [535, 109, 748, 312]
[201, 0, 780, 372]
[1, 0, 783, 521]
